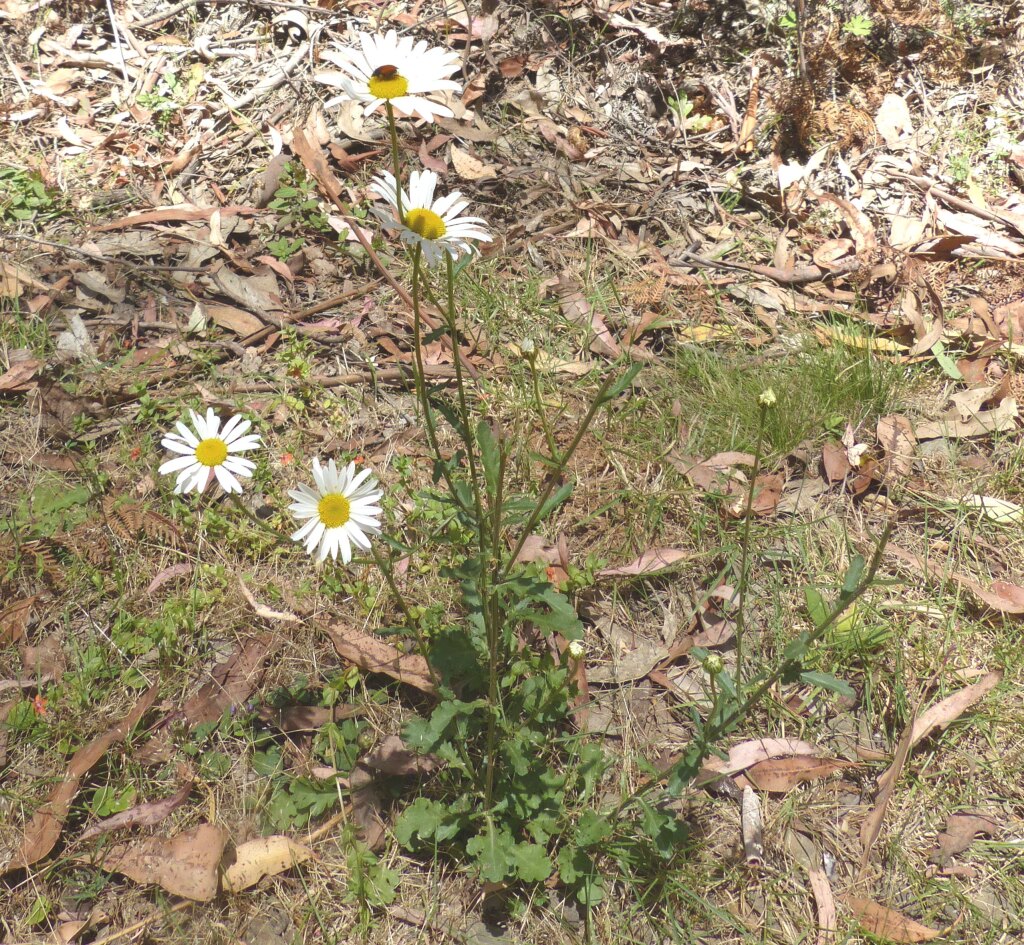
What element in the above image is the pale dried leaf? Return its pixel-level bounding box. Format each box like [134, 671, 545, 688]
[597, 548, 689, 578]
[222, 835, 314, 893]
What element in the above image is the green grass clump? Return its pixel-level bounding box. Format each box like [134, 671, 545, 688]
[663, 338, 906, 459]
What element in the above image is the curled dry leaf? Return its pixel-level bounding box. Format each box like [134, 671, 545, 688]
[875, 415, 916, 479]
[597, 548, 689, 578]
[363, 734, 437, 776]
[554, 272, 621, 357]
[145, 563, 192, 595]
[257, 703, 362, 734]
[80, 782, 193, 841]
[888, 543, 1024, 615]
[222, 835, 314, 893]
[743, 756, 854, 793]
[929, 812, 1000, 866]
[323, 623, 435, 695]
[182, 632, 279, 726]
[699, 737, 820, 781]
[845, 898, 940, 943]
[3, 685, 159, 872]
[0, 596, 36, 644]
[0, 358, 41, 393]
[85, 823, 229, 901]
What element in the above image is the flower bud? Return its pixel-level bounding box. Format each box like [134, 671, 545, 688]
[703, 653, 724, 676]
[566, 640, 585, 660]
[758, 388, 777, 408]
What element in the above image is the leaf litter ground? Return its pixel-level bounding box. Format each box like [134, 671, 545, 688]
[1, 1, 1024, 943]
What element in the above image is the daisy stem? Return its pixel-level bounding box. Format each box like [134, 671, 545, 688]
[527, 355, 560, 461]
[385, 104, 403, 221]
[410, 247, 472, 519]
[734, 403, 767, 690]
[444, 253, 487, 557]
[502, 369, 620, 582]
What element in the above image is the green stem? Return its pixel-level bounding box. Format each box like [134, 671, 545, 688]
[227, 493, 289, 548]
[482, 440, 508, 811]
[444, 254, 487, 555]
[734, 405, 767, 689]
[410, 247, 471, 517]
[503, 369, 620, 581]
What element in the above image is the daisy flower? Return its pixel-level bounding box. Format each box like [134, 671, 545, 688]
[316, 29, 462, 123]
[288, 458, 383, 563]
[370, 169, 492, 267]
[159, 408, 261, 495]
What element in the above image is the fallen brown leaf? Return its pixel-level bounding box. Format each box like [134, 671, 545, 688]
[888, 543, 1024, 615]
[363, 734, 436, 776]
[876, 415, 916, 479]
[322, 623, 435, 695]
[846, 898, 940, 943]
[699, 738, 820, 781]
[0, 358, 41, 393]
[257, 703, 362, 734]
[3, 685, 159, 872]
[554, 272, 621, 357]
[84, 823, 228, 900]
[929, 812, 1000, 866]
[821, 440, 852, 482]
[222, 835, 314, 893]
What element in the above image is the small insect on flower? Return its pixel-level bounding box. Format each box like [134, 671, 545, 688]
[158, 408, 261, 495]
[316, 30, 462, 123]
[289, 458, 383, 564]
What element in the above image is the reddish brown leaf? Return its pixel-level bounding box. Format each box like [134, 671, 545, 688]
[700, 738, 820, 779]
[597, 548, 689, 578]
[846, 898, 940, 942]
[92, 205, 259, 232]
[257, 704, 362, 734]
[3, 685, 159, 872]
[0, 359, 41, 393]
[363, 734, 436, 776]
[323, 624, 435, 695]
[821, 440, 851, 482]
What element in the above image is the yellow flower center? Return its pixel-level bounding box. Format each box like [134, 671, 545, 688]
[195, 437, 228, 467]
[318, 493, 351, 528]
[367, 71, 409, 100]
[405, 208, 446, 241]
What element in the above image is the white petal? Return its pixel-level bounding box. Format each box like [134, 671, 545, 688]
[338, 529, 353, 564]
[205, 408, 221, 438]
[159, 455, 200, 475]
[291, 517, 320, 542]
[161, 437, 196, 455]
[214, 465, 241, 493]
[175, 420, 200, 447]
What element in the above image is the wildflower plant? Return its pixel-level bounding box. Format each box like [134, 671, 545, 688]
[150, 26, 892, 908]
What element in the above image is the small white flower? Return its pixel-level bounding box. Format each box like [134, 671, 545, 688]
[289, 458, 383, 563]
[159, 409, 261, 495]
[370, 169, 491, 267]
[315, 29, 462, 123]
